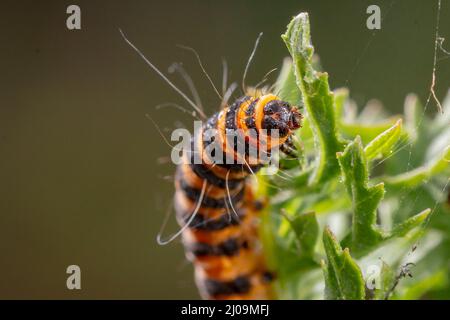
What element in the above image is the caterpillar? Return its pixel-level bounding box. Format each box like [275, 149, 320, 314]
[120, 30, 302, 300]
[175, 94, 302, 299]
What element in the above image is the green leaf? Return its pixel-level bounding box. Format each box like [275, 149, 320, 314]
[274, 57, 302, 106]
[364, 119, 403, 161]
[384, 145, 450, 188]
[338, 137, 432, 255]
[396, 269, 448, 300]
[387, 208, 431, 239]
[334, 88, 349, 122]
[282, 211, 319, 258]
[337, 136, 385, 253]
[340, 119, 401, 145]
[282, 12, 344, 185]
[321, 228, 365, 300]
[284, 166, 314, 190]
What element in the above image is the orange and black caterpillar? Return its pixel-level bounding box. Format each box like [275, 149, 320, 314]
[119, 29, 302, 300]
[175, 94, 302, 299]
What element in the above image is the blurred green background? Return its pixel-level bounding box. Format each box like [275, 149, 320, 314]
[0, 0, 448, 299]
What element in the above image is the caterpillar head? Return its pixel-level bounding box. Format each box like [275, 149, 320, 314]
[261, 99, 302, 137]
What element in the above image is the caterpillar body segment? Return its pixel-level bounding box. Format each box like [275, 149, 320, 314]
[174, 93, 302, 299]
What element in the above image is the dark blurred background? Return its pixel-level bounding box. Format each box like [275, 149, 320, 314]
[0, 0, 448, 299]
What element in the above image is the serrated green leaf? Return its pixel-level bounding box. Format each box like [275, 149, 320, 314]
[282, 12, 344, 185]
[337, 136, 385, 253]
[364, 119, 403, 160]
[321, 228, 365, 300]
[337, 137, 431, 255]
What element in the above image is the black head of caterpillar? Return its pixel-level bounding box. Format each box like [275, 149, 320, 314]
[229, 93, 303, 158]
[261, 99, 302, 137]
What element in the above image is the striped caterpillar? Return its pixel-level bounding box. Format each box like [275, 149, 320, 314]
[175, 94, 302, 299]
[120, 30, 302, 299]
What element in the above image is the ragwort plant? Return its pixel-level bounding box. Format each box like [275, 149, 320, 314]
[258, 12, 450, 300]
